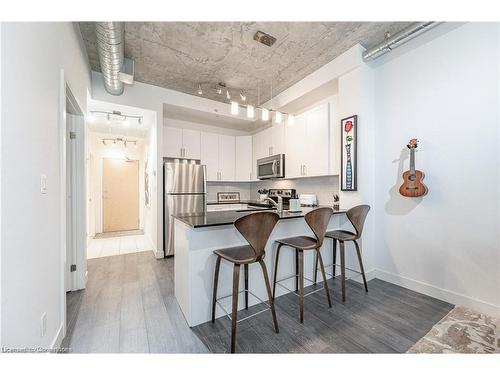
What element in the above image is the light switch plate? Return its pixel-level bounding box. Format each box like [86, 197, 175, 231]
[40, 174, 47, 194]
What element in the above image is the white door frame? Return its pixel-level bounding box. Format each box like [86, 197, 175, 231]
[59, 70, 87, 340]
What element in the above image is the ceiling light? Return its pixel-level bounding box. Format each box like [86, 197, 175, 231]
[226, 89, 231, 100]
[87, 114, 96, 124]
[287, 114, 295, 126]
[231, 101, 239, 115]
[247, 105, 255, 119]
[197, 84, 203, 95]
[274, 111, 282, 124]
[240, 91, 246, 101]
[102, 139, 107, 146]
[261, 108, 269, 121]
[216, 86, 222, 95]
[138, 117, 142, 125]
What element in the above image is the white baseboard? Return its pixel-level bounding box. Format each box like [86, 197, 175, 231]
[153, 247, 164, 259]
[50, 322, 64, 349]
[375, 269, 500, 318]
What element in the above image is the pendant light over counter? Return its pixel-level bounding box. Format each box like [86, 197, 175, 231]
[196, 81, 295, 125]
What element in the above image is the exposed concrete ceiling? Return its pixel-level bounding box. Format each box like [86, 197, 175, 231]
[79, 22, 412, 106]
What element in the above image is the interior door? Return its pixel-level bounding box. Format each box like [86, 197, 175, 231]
[102, 158, 139, 232]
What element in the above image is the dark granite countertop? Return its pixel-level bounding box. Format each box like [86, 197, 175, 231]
[174, 206, 347, 228]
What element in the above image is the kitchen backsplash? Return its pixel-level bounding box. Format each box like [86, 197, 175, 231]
[207, 176, 339, 206]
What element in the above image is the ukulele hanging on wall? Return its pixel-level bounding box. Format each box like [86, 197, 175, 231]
[399, 138, 428, 197]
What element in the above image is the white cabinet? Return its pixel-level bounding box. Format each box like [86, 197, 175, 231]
[201, 133, 235, 181]
[163, 127, 183, 158]
[218, 135, 235, 181]
[163, 127, 201, 159]
[235, 136, 253, 181]
[200, 132, 219, 181]
[285, 102, 330, 178]
[182, 128, 201, 159]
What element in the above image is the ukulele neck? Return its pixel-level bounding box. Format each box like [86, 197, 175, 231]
[409, 148, 416, 175]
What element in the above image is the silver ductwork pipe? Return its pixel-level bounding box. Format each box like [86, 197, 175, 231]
[362, 22, 440, 61]
[95, 22, 124, 95]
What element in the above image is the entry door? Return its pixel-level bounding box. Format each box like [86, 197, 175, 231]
[102, 158, 139, 232]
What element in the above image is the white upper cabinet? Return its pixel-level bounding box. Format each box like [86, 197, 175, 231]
[254, 123, 285, 157]
[163, 127, 183, 158]
[285, 102, 330, 178]
[235, 136, 253, 181]
[218, 135, 235, 181]
[163, 127, 201, 159]
[304, 103, 330, 177]
[201, 132, 236, 181]
[200, 132, 219, 181]
[182, 128, 201, 160]
[285, 112, 307, 178]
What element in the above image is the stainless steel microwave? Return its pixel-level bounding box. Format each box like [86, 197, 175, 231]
[257, 154, 285, 179]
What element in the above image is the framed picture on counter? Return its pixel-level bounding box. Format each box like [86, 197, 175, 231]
[341, 115, 357, 191]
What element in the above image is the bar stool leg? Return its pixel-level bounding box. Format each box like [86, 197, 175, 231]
[211, 256, 222, 323]
[298, 249, 304, 323]
[316, 249, 332, 308]
[272, 244, 282, 299]
[295, 248, 299, 293]
[339, 241, 346, 302]
[231, 264, 241, 353]
[353, 240, 368, 293]
[244, 264, 249, 310]
[259, 260, 279, 333]
[332, 239, 337, 279]
[313, 252, 319, 285]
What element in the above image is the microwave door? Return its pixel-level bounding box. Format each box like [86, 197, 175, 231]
[258, 161, 275, 178]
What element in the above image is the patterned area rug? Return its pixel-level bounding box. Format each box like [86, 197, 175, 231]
[408, 306, 500, 353]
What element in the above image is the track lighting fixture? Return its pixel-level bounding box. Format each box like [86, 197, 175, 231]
[226, 89, 231, 100]
[101, 137, 138, 148]
[90, 110, 144, 126]
[240, 91, 246, 101]
[197, 84, 203, 95]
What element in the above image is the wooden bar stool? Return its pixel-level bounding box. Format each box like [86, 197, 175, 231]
[314, 205, 370, 302]
[211, 211, 280, 353]
[272, 207, 333, 323]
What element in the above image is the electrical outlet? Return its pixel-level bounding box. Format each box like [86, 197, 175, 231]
[40, 312, 47, 337]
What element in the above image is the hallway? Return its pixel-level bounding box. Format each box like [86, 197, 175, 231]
[87, 234, 154, 259]
[63, 252, 208, 353]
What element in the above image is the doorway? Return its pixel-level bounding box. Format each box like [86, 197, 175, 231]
[102, 158, 140, 232]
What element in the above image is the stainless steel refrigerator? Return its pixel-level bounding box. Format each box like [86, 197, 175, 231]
[163, 158, 206, 256]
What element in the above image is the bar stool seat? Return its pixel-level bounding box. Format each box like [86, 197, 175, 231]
[275, 235, 318, 250]
[325, 230, 357, 241]
[211, 211, 280, 353]
[213, 245, 256, 264]
[273, 207, 334, 323]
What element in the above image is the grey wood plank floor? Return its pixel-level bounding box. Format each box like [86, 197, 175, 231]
[64, 251, 453, 353]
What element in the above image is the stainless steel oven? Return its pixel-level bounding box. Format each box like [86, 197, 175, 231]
[257, 154, 285, 179]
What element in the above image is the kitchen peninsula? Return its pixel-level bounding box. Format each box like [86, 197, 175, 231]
[174, 207, 347, 327]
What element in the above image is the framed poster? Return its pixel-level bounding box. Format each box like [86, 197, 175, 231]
[341, 115, 357, 191]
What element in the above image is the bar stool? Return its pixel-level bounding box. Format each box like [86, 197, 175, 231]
[211, 211, 280, 353]
[314, 204, 370, 302]
[272, 207, 333, 323]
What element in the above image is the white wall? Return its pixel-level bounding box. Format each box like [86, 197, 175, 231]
[1, 23, 91, 347]
[372, 23, 500, 315]
[88, 132, 146, 235]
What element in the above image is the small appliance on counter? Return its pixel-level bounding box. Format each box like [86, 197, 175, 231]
[299, 194, 318, 207]
[217, 192, 240, 203]
[268, 188, 296, 210]
[289, 194, 301, 212]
